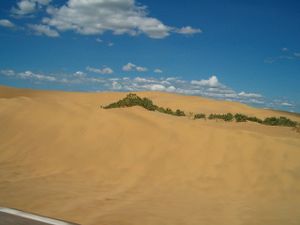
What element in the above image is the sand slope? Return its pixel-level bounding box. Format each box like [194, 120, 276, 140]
[0, 85, 299, 225]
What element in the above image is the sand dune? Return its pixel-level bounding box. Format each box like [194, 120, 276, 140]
[0, 85, 299, 225]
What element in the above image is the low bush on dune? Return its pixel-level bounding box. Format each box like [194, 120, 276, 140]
[234, 114, 263, 123]
[194, 113, 206, 119]
[157, 107, 185, 116]
[246, 116, 263, 124]
[175, 109, 186, 116]
[262, 116, 297, 127]
[208, 113, 234, 121]
[103, 93, 185, 117]
[103, 93, 157, 111]
[103, 93, 298, 129]
[233, 113, 296, 127]
[234, 113, 248, 122]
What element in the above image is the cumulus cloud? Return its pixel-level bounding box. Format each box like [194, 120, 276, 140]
[122, 63, 136, 71]
[191, 75, 220, 87]
[42, 0, 167, 38]
[0, 68, 105, 85]
[18, 70, 57, 81]
[11, 0, 51, 16]
[33, 0, 201, 39]
[134, 77, 155, 83]
[28, 24, 59, 37]
[73, 71, 86, 78]
[143, 84, 176, 92]
[154, 68, 163, 73]
[86, 66, 114, 74]
[122, 62, 147, 72]
[112, 81, 122, 90]
[0, 19, 16, 28]
[294, 53, 300, 57]
[8, 0, 202, 39]
[175, 26, 202, 35]
[0, 69, 273, 108]
[265, 48, 300, 63]
[136, 66, 147, 72]
[0, 69, 16, 76]
[280, 102, 293, 106]
[238, 91, 262, 98]
[145, 84, 165, 91]
[272, 100, 295, 107]
[96, 38, 103, 43]
[3, 67, 298, 111]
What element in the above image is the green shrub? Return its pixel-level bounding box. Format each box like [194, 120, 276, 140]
[208, 113, 233, 121]
[263, 116, 297, 127]
[246, 116, 263, 123]
[234, 113, 247, 122]
[103, 94, 298, 129]
[157, 107, 166, 113]
[175, 109, 186, 116]
[224, 113, 234, 121]
[104, 93, 185, 117]
[194, 113, 206, 119]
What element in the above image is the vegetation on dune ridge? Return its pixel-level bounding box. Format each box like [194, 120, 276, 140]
[262, 116, 297, 127]
[208, 113, 234, 121]
[102, 93, 298, 128]
[103, 93, 185, 117]
[194, 113, 206, 119]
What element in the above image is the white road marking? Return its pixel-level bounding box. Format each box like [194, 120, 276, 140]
[0, 208, 75, 225]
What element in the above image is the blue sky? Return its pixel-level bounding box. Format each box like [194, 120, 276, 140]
[0, 0, 299, 112]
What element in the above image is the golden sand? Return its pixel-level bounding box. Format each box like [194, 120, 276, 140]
[0, 85, 299, 225]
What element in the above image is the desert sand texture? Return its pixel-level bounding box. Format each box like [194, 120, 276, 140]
[0, 85, 300, 225]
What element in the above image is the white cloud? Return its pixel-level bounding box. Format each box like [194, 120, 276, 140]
[272, 100, 295, 107]
[0, 69, 16, 76]
[294, 53, 300, 57]
[238, 91, 262, 98]
[154, 68, 163, 73]
[0, 19, 15, 28]
[136, 66, 147, 72]
[11, 0, 51, 16]
[1, 69, 276, 109]
[122, 62, 136, 72]
[145, 84, 166, 91]
[191, 75, 220, 87]
[112, 81, 122, 90]
[134, 77, 155, 83]
[244, 99, 265, 104]
[1, 69, 58, 82]
[73, 71, 86, 78]
[28, 24, 59, 37]
[12, 0, 36, 15]
[108, 42, 114, 47]
[39, 0, 201, 39]
[265, 55, 295, 64]
[280, 102, 293, 107]
[19, 70, 57, 81]
[141, 84, 176, 92]
[122, 62, 147, 72]
[265, 48, 300, 63]
[175, 26, 202, 35]
[96, 38, 103, 43]
[264, 58, 275, 64]
[35, 0, 52, 5]
[86, 66, 114, 74]
[278, 55, 294, 60]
